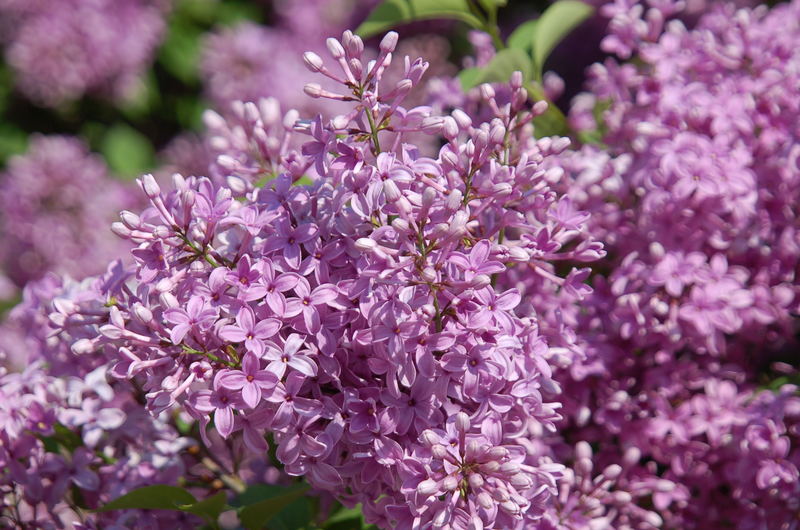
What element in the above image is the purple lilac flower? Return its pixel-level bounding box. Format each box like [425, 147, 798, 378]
[0, 135, 138, 288]
[2, 0, 168, 106]
[36, 30, 602, 528]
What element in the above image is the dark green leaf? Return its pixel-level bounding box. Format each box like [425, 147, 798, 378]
[507, 19, 538, 52]
[101, 124, 155, 178]
[238, 484, 310, 530]
[458, 48, 531, 91]
[158, 19, 203, 84]
[324, 504, 376, 530]
[356, 0, 482, 38]
[0, 124, 28, 165]
[53, 423, 83, 452]
[526, 82, 570, 138]
[177, 491, 228, 524]
[477, 0, 507, 9]
[97, 485, 196, 512]
[531, 0, 594, 80]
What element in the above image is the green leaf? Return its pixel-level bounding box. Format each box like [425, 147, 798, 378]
[530, 0, 594, 80]
[177, 491, 228, 524]
[323, 504, 376, 530]
[101, 124, 155, 178]
[477, 0, 507, 9]
[98, 485, 196, 513]
[158, 18, 203, 84]
[238, 484, 310, 530]
[0, 124, 28, 165]
[458, 48, 531, 91]
[356, 0, 483, 38]
[507, 19, 538, 52]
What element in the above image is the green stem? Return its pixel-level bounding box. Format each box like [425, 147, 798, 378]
[365, 107, 382, 154]
[178, 232, 220, 268]
[181, 344, 235, 367]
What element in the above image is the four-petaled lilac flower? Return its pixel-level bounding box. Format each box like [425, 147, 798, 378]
[450, 240, 504, 280]
[264, 334, 318, 378]
[218, 351, 279, 408]
[192, 372, 243, 439]
[470, 287, 520, 329]
[163, 295, 218, 344]
[267, 372, 322, 430]
[286, 279, 338, 333]
[219, 305, 280, 355]
[264, 220, 319, 269]
[225, 255, 266, 301]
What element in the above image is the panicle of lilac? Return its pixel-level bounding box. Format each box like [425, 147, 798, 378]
[32, 35, 603, 526]
[2, 0, 168, 107]
[0, 362, 198, 529]
[200, 22, 351, 120]
[202, 98, 309, 193]
[0, 135, 139, 289]
[508, 2, 800, 527]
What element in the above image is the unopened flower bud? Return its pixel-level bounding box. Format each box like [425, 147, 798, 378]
[500, 461, 520, 474]
[304, 83, 323, 98]
[326, 38, 345, 59]
[455, 412, 470, 433]
[120, 210, 141, 229]
[379, 31, 399, 53]
[480, 83, 496, 101]
[452, 109, 472, 129]
[128, 303, 151, 325]
[391, 218, 410, 233]
[71, 338, 95, 354]
[510, 70, 524, 89]
[355, 238, 377, 252]
[442, 475, 459, 491]
[500, 500, 520, 515]
[576, 441, 593, 460]
[603, 464, 622, 481]
[417, 479, 440, 496]
[468, 473, 484, 489]
[445, 189, 462, 211]
[421, 430, 438, 447]
[421, 267, 437, 283]
[303, 51, 324, 72]
[140, 173, 161, 198]
[431, 443, 448, 459]
[383, 180, 402, 202]
[442, 117, 459, 140]
[477, 492, 493, 509]
[111, 222, 131, 238]
[470, 274, 491, 290]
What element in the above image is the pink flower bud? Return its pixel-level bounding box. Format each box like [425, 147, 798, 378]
[326, 38, 345, 59]
[140, 173, 160, 198]
[304, 83, 323, 98]
[455, 412, 470, 433]
[452, 109, 472, 129]
[379, 31, 399, 53]
[355, 238, 377, 252]
[111, 222, 131, 238]
[383, 180, 402, 202]
[417, 479, 440, 496]
[303, 51, 324, 72]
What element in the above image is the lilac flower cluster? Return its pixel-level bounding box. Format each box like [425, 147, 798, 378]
[2, 1, 800, 527]
[42, 31, 606, 528]
[0, 361, 195, 528]
[0, 0, 168, 106]
[198, 3, 453, 120]
[0, 135, 138, 290]
[510, 1, 800, 527]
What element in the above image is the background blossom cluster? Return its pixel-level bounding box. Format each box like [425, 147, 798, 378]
[0, 0, 799, 529]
